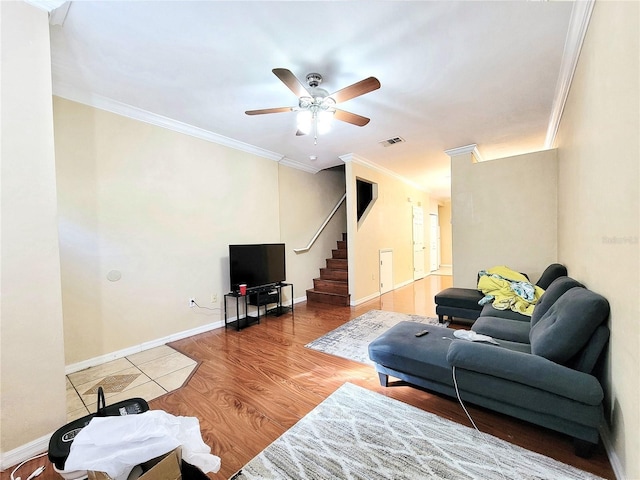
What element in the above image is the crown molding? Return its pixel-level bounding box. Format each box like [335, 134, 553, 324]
[52, 84, 285, 163]
[279, 156, 321, 174]
[24, 0, 66, 12]
[339, 153, 428, 192]
[444, 144, 482, 161]
[544, 0, 595, 149]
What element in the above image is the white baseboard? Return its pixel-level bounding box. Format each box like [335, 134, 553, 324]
[395, 279, 414, 289]
[2, 296, 307, 469]
[291, 296, 307, 305]
[350, 291, 379, 306]
[65, 320, 225, 374]
[349, 279, 416, 306]
[600, 424, 624, 479]
[0, 433, 50, 471]
[66, 296, 306, 374]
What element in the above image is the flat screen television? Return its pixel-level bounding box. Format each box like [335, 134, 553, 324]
[229, 243, 286, 292]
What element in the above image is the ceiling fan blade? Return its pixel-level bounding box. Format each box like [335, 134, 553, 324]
[245, 107, 293, 115]
[273, 68, 311, 98]
[295, 130, 307, 136]
[334, 109, 370, 127]
[330, 77, 380, 104]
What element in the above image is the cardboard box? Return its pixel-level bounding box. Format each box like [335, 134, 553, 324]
[88, 447, 182, 480]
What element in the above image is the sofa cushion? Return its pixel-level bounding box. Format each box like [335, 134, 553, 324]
[530, 277, 585, 328]
[530, 287, 610, 364]
[480, 303, 530, 321]
[535, 263, 568, 290]
[472, 316, 531, 344]
[568, 325, 610, 374]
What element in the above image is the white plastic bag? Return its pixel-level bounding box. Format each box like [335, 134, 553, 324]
[64, 410, 221, 479]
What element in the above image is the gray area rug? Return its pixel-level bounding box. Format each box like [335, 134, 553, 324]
[231, 382, 605, 480]
[305, 309, 442, 365]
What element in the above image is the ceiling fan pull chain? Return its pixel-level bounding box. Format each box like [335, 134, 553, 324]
[314, 114, 319, 145]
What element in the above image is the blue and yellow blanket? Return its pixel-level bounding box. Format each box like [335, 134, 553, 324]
[477, 266, 544, 316]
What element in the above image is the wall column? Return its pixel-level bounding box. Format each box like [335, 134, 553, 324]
[0, 2, 67, 463]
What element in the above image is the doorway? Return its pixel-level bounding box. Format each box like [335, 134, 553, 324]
[379, 249, 393, 294]
[412, 206, 425, 280]
[429, 213, 439, 272]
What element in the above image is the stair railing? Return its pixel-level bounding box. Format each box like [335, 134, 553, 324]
[293, 193, 346, 253]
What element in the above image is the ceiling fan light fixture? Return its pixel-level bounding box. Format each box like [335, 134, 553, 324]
[317, 110, 334, 135]
[246, 68, 379, 143]
[297, 110, 313, 135]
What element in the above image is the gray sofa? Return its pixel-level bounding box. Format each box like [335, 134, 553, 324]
[434, 263, 568, 323]
[368, 276, 610, 456]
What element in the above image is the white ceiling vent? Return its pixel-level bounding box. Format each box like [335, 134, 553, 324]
[379, 136, 405, 147]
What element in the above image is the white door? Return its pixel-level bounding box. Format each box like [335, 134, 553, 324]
[412, 206, 425, 280]
[380, 249, 393, 294]
[429, 214, 439, 271]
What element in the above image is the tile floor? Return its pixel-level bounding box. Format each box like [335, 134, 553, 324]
[66, 345, 197, 421]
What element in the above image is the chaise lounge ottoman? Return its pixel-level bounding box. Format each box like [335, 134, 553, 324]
[434, 288, 483, 323]
[368, 321, 459, 397]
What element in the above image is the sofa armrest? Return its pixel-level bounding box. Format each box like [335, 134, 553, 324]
[446, 340, 603, 405]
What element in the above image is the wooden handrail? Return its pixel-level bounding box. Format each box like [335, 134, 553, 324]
[293, 193, 346, 253]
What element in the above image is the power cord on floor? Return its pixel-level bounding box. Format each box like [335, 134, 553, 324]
[10, 451, 47, 480]
[452, 366, 507, 480]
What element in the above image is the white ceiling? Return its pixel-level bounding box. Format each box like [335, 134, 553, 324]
[46, 1, 578, 199]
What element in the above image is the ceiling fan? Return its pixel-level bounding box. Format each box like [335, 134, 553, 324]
[245, 68, 381, 143]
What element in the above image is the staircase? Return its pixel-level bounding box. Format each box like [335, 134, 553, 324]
[306, 233, 350, 306]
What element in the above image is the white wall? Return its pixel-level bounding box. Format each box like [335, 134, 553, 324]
[0, 2, 67, 455]
[450, 149, 558, 287]
[344, 157, 436, 304]
[53, 97, 349, 367]
[54, 98, 282, 365]
[278, 165, 346, 300]
[438, 201, 452, 266]
[554, 2, 639, 478]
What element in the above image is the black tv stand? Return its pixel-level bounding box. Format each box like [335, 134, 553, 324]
[224, 283, 293, 330]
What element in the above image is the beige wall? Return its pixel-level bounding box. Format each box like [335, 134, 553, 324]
[345, 158, 436, 304]
[451, 149, 558, 287]
[277, 165, 347, 299]
[54, 98, 282, 365]
[53, 98, 348, 367]
[0, 2, 67, 454]
[555, 1, 639, 478]
[438, 201, 452, 266]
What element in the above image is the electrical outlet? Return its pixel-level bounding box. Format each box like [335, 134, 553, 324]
[189, 298, 196, 308]
[211, 293, 218, 304]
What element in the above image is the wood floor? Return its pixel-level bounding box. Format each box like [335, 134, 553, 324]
[3, 274, 615, 480]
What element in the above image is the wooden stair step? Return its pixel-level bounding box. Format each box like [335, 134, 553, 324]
[332, 248, 347, 259]
[306, 233, 349, 306]
[320, 268, 348, 281]
[326, 258, 347, 270]
[313, 278, 348, 295]
[306, 289, 350, 306]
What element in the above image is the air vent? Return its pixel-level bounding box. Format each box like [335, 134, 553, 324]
[379, 136, 405, 147]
